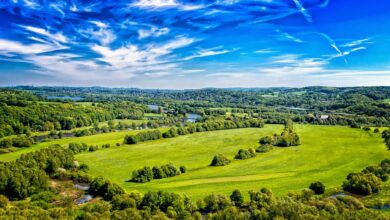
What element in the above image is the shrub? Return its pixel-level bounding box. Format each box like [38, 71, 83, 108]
[230, 190, 244, 207]
[362, 126, 371, 131]
[235, 148, 256, 160]
[342, 173, 382, 195]
[210, 154, 230, 166]
[89, 145, 98, 152]
[11, 136, 32, 148]
[256, 144, 273, 153]
[309, 181, 325, 195]
[179, 165, 187, 173]
[131, 167, 154, 183]
[259, 136, 273, 145]
[203, 194, 231, 212]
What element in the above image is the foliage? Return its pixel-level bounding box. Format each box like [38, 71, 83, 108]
[89, 176, 125, 200]
[124, 130, 162, 144]
[210, 154, 231, 166]
[256, 144, 273, 153]
[230, 190, 244, 207]
[234, 148, 256, 160]
[342, 172, 382, 195]
[309, 181, 325, 195]
[132, 164, 183, 183]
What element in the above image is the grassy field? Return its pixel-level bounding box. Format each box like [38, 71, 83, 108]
[384, 99, 390, 104]
[75, 124, 390, 200]
[0, 128, 166, 162]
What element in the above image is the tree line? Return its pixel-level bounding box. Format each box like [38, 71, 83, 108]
[131, 164, 186, 183]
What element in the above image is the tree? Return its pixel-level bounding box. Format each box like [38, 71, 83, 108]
[259, 136, 273, 145]
[210, 154, 230, 166]
[179, 166, 187, 174]
[342, 173, 382, 195]
[230, 190, 244, 207]
[309, 181, 325, 195]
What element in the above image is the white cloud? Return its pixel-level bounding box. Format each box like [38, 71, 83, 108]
[21, 26, 68, 44]
[254, 49, 276, 54]
[90, 21, 108, 29]
[183, 47, 236, 60]
[275, 29, 303, 43]
[138, 27, 169, 39]
[341, 38, 371, 48]
[79, 22, 116, 46]
[92, 36, 194, 69]
[132, 0, 204, 10]
[0, 39, 62, 56]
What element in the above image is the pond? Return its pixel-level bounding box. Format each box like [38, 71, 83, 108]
[74, 183, 93, 205]
[186, 113, 201, 123]
[147, 104, 159, 111]
[47, 96, 84, 101]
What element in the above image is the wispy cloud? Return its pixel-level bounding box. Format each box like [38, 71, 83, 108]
[21, 26, 68, 44]
[293, 0, 313, 22]
[183, 47, 236, 61]
[275, 29, 304, 43]
[254, 49, 277, 54]
[138, 27, 169, 39]
[341, 38, 371, 48]
[132, 0, 204, 10]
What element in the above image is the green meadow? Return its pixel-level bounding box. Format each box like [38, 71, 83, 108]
[74, 124, 390, 200]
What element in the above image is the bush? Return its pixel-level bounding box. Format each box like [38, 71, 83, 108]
[309, 181, 325, 195]
[259, 136, 273, 145]
[11, 136, 32, 148]
[230, 190, 244, 207]
[89, 145, 98, 152]
[179, 166, 187, 174]
[131, 167, 154, 183]
[235, 148, 256, 160]
[133, 164, 183, 183]
[210, 154, 230, 166]
[89, 177, 124, 200]
[342, 173, 382, 195]
[256, 144, 273, 153]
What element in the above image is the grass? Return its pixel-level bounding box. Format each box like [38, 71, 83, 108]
[0, 128, 167, 162]
[75, 124, 390, 201]
[144, 113, 163, 118]
[384, 99, 390, 104]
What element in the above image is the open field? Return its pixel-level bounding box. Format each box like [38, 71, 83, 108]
[75, 124, 390, 200]
[0, 128, 167, 162]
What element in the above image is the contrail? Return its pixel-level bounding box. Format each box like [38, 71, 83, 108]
[293, 0, 313, 22]
[315, 32, 347, 64]
[319, 0, 330, 8]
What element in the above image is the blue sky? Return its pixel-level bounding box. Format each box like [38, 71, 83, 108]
[0, 0, 390, 88]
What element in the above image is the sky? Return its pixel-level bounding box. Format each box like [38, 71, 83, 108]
[0, 0, 390, 88]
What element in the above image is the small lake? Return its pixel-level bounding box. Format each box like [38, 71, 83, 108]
[147, 104, 159, 111]
[186, 113, 201, 123]
[47, 96, 84, 101]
